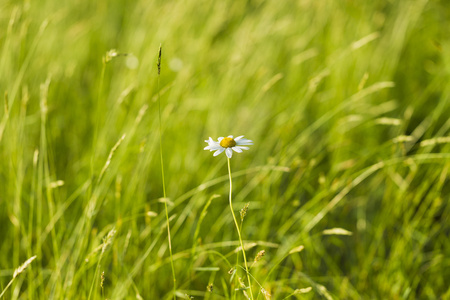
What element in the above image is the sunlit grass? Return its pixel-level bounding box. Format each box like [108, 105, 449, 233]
[1, 0, 450, 299]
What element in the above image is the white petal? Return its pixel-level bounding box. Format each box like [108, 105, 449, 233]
[225, 148, 233, 158]
[238, 146, 249, 150]
[238, 138, 253, 143]
[205, 145, 221, 151]
[228, 135, 233, 138]
[234, 135, 244, 141]
[236, 139, 253, 146]
[232, 147, 243, 153]
[213, 148, 225, 156]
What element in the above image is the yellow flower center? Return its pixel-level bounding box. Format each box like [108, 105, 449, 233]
[220, 137, 236, 148]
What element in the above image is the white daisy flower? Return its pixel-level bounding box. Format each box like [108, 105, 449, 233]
[204, 135, 253, 158]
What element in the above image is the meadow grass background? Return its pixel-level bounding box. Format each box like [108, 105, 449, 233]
[1, 0, 450, 299]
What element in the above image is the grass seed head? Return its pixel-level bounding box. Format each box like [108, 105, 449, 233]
[289, 245, 304, 254]
[102, 228, 116, 254]
[240, 202, 250, 222]
[207, 283, 213, 292]
[104, 49, 118, 63]
[157, 44, 162, 75]
[261, 288, 271, 299]
[13, 255, 37, 279]
[294, 287, 313, 294]
[103, 49, 129, 63]
[238, 278, 250, 299]
[100, 271, 105, 288]
[254, 250, 265, 262]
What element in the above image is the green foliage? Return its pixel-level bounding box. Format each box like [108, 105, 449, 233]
[1, 0, 449, 298]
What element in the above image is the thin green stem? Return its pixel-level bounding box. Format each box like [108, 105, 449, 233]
[227, 157, 254, 299]
[87, 252, 103, 300]
[233, 221, 243, 300]
[157, 45, 177, 300]
[90, 59, 106, 180]
[0, 278, 14, 298]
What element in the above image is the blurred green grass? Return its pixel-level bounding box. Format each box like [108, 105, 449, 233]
[1, 0, 450, 299]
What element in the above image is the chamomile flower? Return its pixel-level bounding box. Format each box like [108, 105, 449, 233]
[204, 135, 253, 158]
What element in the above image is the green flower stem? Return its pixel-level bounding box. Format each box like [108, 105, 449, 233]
[227, 157, 254, 299]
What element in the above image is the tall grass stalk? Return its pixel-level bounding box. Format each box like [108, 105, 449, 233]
[88, 228, 115, 300]
[233, 205, 247, 300]
[90, 56, 106, 180]
[157, 44, 177, 299]
[227, 157, 253, 299]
